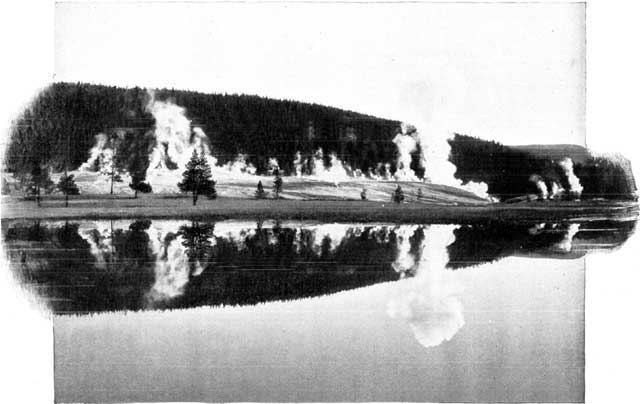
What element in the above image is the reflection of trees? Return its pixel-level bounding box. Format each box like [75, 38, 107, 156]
[178, 221, 215, 276]
[6, 219, 635, 315]
[4, 220, 156, 313]
[112, 220, 154, 268]
[172, 225, 404, 308]
[447, 220, 637, 269]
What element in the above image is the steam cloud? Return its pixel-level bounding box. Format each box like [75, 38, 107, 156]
[77, 89, 492, 198]
[387, 225, 465, 349]
[79, 133, 112, 172]
[392, 124, 420, 182]
[308, 148, 351, 183]
[559, 157, 583, 197]
[529, 174, 549, 199]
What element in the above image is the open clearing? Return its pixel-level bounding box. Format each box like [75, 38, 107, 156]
[2, 194, 637, 224]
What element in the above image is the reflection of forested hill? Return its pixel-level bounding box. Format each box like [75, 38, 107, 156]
[3, 221, 405, 314]
[167, 227, 402, 310]
[3, 219, 636, 314]
[447, 219, 637, 269]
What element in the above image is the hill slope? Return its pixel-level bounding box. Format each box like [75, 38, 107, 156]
[449, 134, 637, 201]
[4, 82, 408, 176]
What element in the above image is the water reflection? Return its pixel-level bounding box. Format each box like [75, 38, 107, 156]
[387, 225, 465, 348]
[2, 218, 635, 316]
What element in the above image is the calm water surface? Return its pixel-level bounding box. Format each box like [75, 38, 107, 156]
[3, 218, 635, 402]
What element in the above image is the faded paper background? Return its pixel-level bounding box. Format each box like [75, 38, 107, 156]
[1, 1, 639, 403]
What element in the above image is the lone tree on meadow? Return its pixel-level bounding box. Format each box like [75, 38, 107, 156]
[27, 163, 54, 207]
[96, 133, 125, 195]
[273, 171, 283, 199]
[129, 171, 152, 199]
[393, 185, 405, 204]
[56, 173, 80, 207]
[360, 188, 367, 200]
[178, 149, 217, 206]
[417, 188, 424, 201]
[2, 178, 11, 195]
[255, 180, 267, 199]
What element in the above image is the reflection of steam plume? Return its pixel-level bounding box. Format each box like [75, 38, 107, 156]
[146, 236, 192, 301]
[555, 223, 581, 252]
[391, 225, 418, 276]
[309, 223, 355, 254]
[145, 221, 207, 302]
[76, 221, 116, 270]
[559, 158, 583, 196]
[387, 225, 464, 349]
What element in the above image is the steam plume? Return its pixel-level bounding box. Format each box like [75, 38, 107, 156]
[225, 154, 257, 176]
[76, 89, 492, 198]
[529, 174, 549, 199]
[267, 158, 280, 175]
[396, 75, 490, 198]
[392, 124, 419, 181]
[559, 158, 583, 196]
[549, 181, 564, 199]
[292, 152, 305, 177]
[79, 134, 112, 172]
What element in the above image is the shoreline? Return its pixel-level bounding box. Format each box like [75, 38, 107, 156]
[2, 195, 637, 224]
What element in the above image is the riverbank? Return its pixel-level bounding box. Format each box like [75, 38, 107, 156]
[1, 195, 637, 224]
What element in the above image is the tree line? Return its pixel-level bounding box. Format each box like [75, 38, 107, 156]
[4, 82, 405, 178]
[5, 220, 406, 313]
[448, 133, 638, 200]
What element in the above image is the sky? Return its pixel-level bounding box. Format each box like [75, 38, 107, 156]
[54, 2, 586, 146]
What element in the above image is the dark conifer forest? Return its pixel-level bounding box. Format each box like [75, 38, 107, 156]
[5, 82, 404, 176]
[4, 82, 636, 200]
[448, 133, 637, 200]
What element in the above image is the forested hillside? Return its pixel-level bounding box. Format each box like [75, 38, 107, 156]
[5, 82, 405, 175]
[449, 134, 637, 200]
[4, 82, 636, 201]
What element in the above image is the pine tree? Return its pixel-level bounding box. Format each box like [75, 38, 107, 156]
[393, 185, 405, 204]
[255, 180, 267, 199]
[178, 150, 216, 205]
[98, 134, 124, 195]
[273, 171, 283, 199]
[27, 164, 54, 207]
[56, 173, 80, 207]
[129, 170, 152, 199]
[1, 178, 10, 195]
